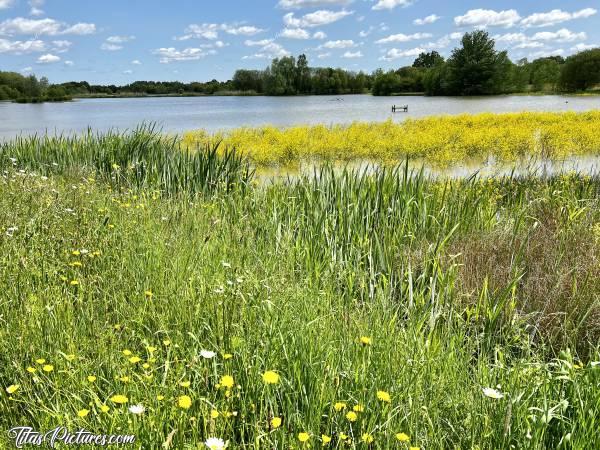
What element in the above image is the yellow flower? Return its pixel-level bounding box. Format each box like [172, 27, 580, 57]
[298, 432, 310, 443]
[346, 411, 358, 422]
[322, 434, 332, 445]
[87, 376, 97, 383]
[361, 433, 374, 444]
[147, 346, 157, 353]
[163, 340, 171, 346]
[178, 395, 192, 410]
[410, 447, 420, 450]
[377, 390, 391, 403]
[128, 356, 141, 364]
[35, 359, 46, 365]
[110, 395, 128, 404]
[210, 409, 220, 419]
[222, 353, 233, 360]
[220, 375, 234, 389]
[395, 433, 410, 442]
[6, 385, 20, 394]
[262, 371, 280, 385]
[70, 280, 79, 286]
[72, 250, 81, 256]
[144, 290, 153, 298]
[26, 367, 36, 374]
[119, 376, 130, 383]
[271, 417, 282, 429]
[179, 381, 191, 388]
[156, 395, 165, 401]
[339, 433, 348, 440]
[42, 365, 54, 373]
[334, 402, 347, 411]
[100, 405, 110, 413]
[69, 261, 82, 267]
[122, 350, 132, 356]
[360, 336, 372, 346]
[77, 409, 90, 418]
[65, 354, 76, 362]
[353, 404, 364, 412]
[142, 363, 150, 369]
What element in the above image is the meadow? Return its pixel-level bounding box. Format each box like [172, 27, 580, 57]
[1, 125, 599, 449]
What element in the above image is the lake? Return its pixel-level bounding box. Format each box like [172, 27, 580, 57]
[2, 94, 600, 139]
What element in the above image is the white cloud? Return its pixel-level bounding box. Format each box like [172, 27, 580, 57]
[313, 31, 327, 39]
[571, 43, 597, 52]
[376, 32, 432, 44]
[223, 25, 266, 36]
[153, 47, 215, 63]
[321, 39, 356, 48]
[64, 60, 74, 66]
[243, 41, 290, 59]
[0, 37, 45, 54]
[21, 66, 33, 73]
[0, 0, 15, 9]
[37, 53, 60, 64]
[283, 9, 353, 28]
[532, 28, 586, 43]
[106, 35, 135, 44]
[123, 69, 133, 74]
[101, 43, 122, 51]
[245, 39, 274, 46]
[372, 0, 413, 11]
[278, 0, 353, 9]
[342, 50, 362, 58]
[51, 40, 72, 52]
[317, 52, 331, 58]
[0, 18, 96, 36]
[414, 14, 441, 26]
[521, 8, 597, 28]
[280, 27, 310, 39]
[178, 23, 265, 41]
[61, 22, 96, 35]
[454, 9, 521, 28]
[379, 47, 425, 61]
[131, 59, 142, 65]
[29, 0, 44, 16]
[529, 48, 565, 59]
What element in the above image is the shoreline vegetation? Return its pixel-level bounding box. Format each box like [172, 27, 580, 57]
[2, 31, 599, 104]
[1, 124, 599, 448]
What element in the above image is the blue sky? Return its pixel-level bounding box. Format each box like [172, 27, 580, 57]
[1, 0, 599, 84]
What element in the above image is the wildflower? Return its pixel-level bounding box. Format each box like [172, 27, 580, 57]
[35, 359, 46, 365]
[119, 376, 130, 383]
[6, 385, 19, 394]
[179, 381, 191, 388]
[129, 404, 145, 415]
[360, 336, 372, 346]
[42, 365, 54, 373]
[353, 404, 364, 412]
[112, 163, 120, 170]
[163, 340, 171, 346]
[346, 411, 358, 422]
[322, 434, 332, 445]
[396, 433, 410, 442]
[156, 395, 165, 401]
[220, 375, 234, 389]
[298, 432, 310, 443]
[65, 354, 76, 362]
[72, 250, 81, 256]
[178, 395, 192, 409]
[26, 367, 36, 374]
[122, 350, 132, 356]
[77, 409, 90, 418]
[144, 290, 153, 299]
[200, 350, 216, 359]
[128, 356, 141, 364]
[70, 280, 79, 286]
[210, 409, 220, 419]
[334, 402, 347, 411]
[410, 447, 420, 450]
[339, 433, 348, 440]
[377, 390, 391, 403]
[482, 387, 504, 399]
[69, 262, 82, 267]
[142, 363, 150, 369]
[271, 417, 282, 429]
[110, 395, 128, 404]
[147, 346, 157, 353]
[222, 353, 233, 360]
[204, 437, 226, 450]
[100, 405, 110, 413]
[87, 376, 97, 383]
[361, 433, 374, 444]
[262, 371, 280, 385]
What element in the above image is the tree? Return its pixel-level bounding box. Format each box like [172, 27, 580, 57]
[529, 58, 562, 91]
[413, 51, 444, 69]
[446, 30, 512, 95]
[559, 48, 600, 92]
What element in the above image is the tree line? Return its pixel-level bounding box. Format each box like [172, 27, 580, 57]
[1, 31, 598, 102]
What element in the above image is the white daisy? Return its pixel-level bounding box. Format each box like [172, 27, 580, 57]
[128, 404, 145, 414]
[482, 387, 504, 399]
[205, 437, 227, 449]
[200, 350, 216, 359]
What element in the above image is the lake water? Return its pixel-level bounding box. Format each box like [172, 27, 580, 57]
[2, 94, 600, 139]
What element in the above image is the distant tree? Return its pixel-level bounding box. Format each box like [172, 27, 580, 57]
[232, 69, 264, 93]
[412, 51, 444, 69]
[559, 48, 600, 91]
[529, 57, 562, 91]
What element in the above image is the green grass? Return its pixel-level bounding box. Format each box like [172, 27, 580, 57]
[0, 130, 599, 449]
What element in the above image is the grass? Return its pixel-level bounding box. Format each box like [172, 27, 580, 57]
[0, 128, 599, 449]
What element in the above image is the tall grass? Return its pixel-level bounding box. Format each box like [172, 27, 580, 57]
[0, 129, 599, 448]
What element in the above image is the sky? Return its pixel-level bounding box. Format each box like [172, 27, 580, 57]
[0, 0, 599, 84]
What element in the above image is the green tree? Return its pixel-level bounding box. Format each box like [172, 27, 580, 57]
[559, 48, 600, 92]
[412, 51, 444, 68]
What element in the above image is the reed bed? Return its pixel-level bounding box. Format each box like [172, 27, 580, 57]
[0, 128, 599, 449]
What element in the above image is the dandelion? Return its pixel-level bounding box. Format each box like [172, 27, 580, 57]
[35, 359, 46, 365]
[204, 437, 226, 450]
[360, 336, 372, 346]
[298, 432, 310, 443]
[482, 387, 504, 399]
[262, 371, 280, 385]
[128, 356, 141, 364]
[87, 376, 97, 383]
[65, 354, 76, 362]
[322, 434, 332, 445]
[6, 385, 19, 394]
[129, 404, 145, 415]
[410, 447, 420, 450]
[77, 409, 90, 418]
[119, 376, 130, 383]
[70, 280, 79, 286]
[220, 375, 234, 389]
[396, 433, 410, 442]
[346, 411, 358, 422]
[110, 395, 128, 404]
[147, 346, 157, 353]
[100, 405, 110, 413]
[377, 390, 391, 403]
[222, 353, 233, 360]
[163, 340, 171, 346]
[353, 404, 364, 412]
[210, 409, 220, 419]
[144, 290, 153, 299]
[179, 381, 191, 388]
[271, 417, 282, 429]
[334, 402, 347, 411]
[122, 350, 132, 356]
[200, 350, 216, 359]
[26, 367, 36, 374]
[142, 363, 150, 369]
[361, 433, 374, 444]
[156, 395, 165, 401]
[42, 365, 54, 373]
[178, 395, 192, 410]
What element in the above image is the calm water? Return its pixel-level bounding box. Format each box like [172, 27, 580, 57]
[2, 94, 600, 139]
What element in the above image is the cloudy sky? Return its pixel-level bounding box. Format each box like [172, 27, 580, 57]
[0, 0, 598, 84]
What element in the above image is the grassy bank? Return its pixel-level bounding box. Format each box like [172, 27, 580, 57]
[183, 112, 600, 167]
[1, 128, 599, 449]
